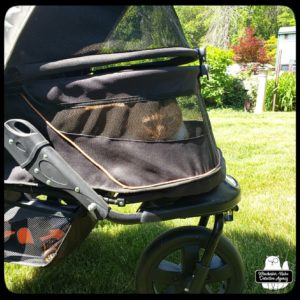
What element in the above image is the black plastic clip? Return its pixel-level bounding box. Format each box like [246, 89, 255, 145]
[200, 65, 209, 80]
[103, 196, 126, 207]
[197, 47, 206, 64]
[224, 206, 238, 222]
[196, 48, 209, 79]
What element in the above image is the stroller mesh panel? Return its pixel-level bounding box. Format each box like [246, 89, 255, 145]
[4, 204, 71, 266]
[51, 96, 203, 141]
[5, 65, 223, 192]
[6, 6, 189, 66]
[97, 6, 189, 54]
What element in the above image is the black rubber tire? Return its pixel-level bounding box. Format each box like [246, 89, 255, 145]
[135, 226, 245, 294]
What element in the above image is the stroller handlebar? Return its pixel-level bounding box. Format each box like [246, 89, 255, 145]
[4, 119, 109, 220]
[4, 119, 50, 168]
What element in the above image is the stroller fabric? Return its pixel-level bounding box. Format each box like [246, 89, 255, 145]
[4, 5, 227, 267]
[5, 5, 225, 196]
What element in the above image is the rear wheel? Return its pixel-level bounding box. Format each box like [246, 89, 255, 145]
[135, 226, 244, 294]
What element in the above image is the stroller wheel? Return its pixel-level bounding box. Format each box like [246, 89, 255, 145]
[135, 226, 244, 294]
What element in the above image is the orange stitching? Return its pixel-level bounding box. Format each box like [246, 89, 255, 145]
[20, 93, 221, 190]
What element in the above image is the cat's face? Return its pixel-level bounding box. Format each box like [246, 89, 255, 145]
[139, 100, 183, 140]
[265, 256, 281, 268]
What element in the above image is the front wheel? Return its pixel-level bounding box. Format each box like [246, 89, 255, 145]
[135, 226, 245, 294]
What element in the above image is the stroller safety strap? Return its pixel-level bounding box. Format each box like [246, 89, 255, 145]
[4, 119, 108, 220]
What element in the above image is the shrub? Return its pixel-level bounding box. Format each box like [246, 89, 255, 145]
[264, 35, 278, 66]
[265, 72, 296, 111]
[223, 77, 248, 109]
[201, 46, 247, 109]
[232, 27, 272, 65]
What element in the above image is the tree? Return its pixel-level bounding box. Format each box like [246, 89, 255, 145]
[232, 27, 272, 64]
[246, 6, 280, 40]
[205, 6, 242, 49]
[174, 6, 210, 47]
[175, 6, 296, 50]
[277, 6, 296, 27]
[264, 35, 278, 65]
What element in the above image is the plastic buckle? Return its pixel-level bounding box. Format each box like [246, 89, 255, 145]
[224, 210, 234, 222]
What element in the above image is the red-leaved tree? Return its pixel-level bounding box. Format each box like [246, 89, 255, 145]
[232, 27, 271, 64]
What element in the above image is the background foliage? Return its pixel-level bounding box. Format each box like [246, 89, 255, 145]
[265, 72, 296, 111]
[200, 46, 247, 109]
[175, 6, 295, 49]
[232, 27, 272, 64]
[175, 5, 295, 111]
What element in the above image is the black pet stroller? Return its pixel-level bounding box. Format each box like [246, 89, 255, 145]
[4, 6, 245, 293]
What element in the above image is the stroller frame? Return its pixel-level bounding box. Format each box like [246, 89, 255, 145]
[4, 6, 245, 293]
[5, 117, 243, 293]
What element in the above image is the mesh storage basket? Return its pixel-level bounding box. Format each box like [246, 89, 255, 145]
[4, 195, 96, 267]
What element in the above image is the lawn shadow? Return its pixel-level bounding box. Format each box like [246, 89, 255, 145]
[5, 220, 296, 294]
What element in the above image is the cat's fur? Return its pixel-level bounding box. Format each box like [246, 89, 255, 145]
[82, 99, 189, 141]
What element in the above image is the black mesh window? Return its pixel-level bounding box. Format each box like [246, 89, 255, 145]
[99, 6, 189, 54]
[7, 6, 189, 66]
[51, 96, 203, 141]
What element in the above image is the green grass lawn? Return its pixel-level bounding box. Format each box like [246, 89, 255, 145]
[5, 109, 296, 294]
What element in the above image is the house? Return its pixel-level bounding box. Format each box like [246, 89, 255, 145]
[276, 26, 296, 72]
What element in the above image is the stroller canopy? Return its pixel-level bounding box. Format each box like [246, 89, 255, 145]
[5, 5, 189, 67]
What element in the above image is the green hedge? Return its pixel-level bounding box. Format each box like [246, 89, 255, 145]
[201, 46, 247, 109]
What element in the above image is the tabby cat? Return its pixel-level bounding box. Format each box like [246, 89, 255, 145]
[53, 99, 189, 141]
[126, 99, 189, 141]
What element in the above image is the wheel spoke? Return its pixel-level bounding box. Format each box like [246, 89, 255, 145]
[181, 244, 199, 275]
[152, 260, 182, 285]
